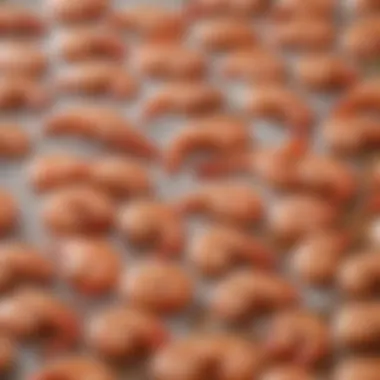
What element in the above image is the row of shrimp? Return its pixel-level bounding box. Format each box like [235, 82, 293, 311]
[2, 73, 380, 160]
[3, 294, 380, 379]
[1, 0, 380, 114]
[0, 281, 374, 379]
[0, 46, 359, 116]
[2, 179, 379, 295]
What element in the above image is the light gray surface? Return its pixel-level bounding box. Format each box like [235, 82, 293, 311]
[0, 0, 356, 379]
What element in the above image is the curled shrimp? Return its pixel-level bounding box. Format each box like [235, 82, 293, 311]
[42, 185, 115, 235]
[164, 114, 251, 173]
[90, 156, 153, 201]
[49, 0, 110, 23]
[295, 54, 358, 92]
[0, 124, 30, 159]
[211, 269, 298, 323]
[245, 85, 314, 134]
[333, 301, 380, 350]
[45, 106, 159, 158]
[220, 48, 287, 83]
[55, 238, 121, 296]
[292, 154, 357, 204]
[0, 5, 45, 36]
[338, 250, 380, 298]
[30, 356, 115, 380]
[0, 76, 50, 111]
[86, 306, 169, 361]
[110, 6, 184, 40]
[133, 42, 207, 79]
[143, 82, 223, 120]
[333, 79, 380, 117]
[291, 231, 351, 287]
[0, 288, 79, 355]
[119, 260, 194, 315]
[270, 17, 335, 51]
[322, 116, 380, 154]
[56, 62, 138, 99]
[117, 200, 184, 256]
[178, 181, 263, 226]
[0, 41, 47, 78]
[269, 195, 339, 242]
[192, 18, 258, 51]
[58, 26, 125, 62]
[344, 16, 380, 61]
[326, 82, 380, 150]
[190, 225, 276, 276]
[265, 309, 330, 367]
[152, 334, 264, 380]
[28, 155, 90, 193]
[0, 243, 53, 292]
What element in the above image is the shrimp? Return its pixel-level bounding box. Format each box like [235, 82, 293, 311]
[344, 16, 380, 61]
[133, 42, 207, 79]
[245, 85, 314, 134]
[86, 306, 169, 361]
[143, 82, 223, 120]
[164, 115, 251, 173]
[0, 76, 50, 111]
[0, 288, 79, 355]
[45, 106, 159, 158]
[152, 334, 264, 380]
[58, 26, 125, 62]
[192, 18, 257, 51]
[117, 200, 184, 256]
[119, 260, 193, 315]
[178, 182, 263, 226]
[0, 124, 30, 159]
[56, 238, 121, 296]
[265, 309, 330, 366]
[0, 243, 53, 292]
[110, 6, 184, 40]
[190, 225, 276, 276]
[0, 5, 45, 36]
[0, 189, 18, 236]
[295, 54, 358, 91]
[211, 269, 298, 323]
[269, 195, 339, 242]
[42, 185, 115, 235]
[56, 62, 138, 99]
[0, 41, 47, 78]
[220, 48, 287, 83]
